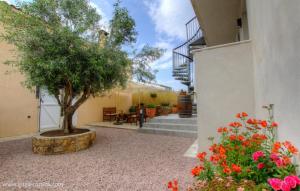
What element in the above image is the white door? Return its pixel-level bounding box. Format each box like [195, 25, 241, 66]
[39, 89, 78, 131]
[39, 89, 61, 130]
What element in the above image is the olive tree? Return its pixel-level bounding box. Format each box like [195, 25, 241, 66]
[0, 0, 140, 133]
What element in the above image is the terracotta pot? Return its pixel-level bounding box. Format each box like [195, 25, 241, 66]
[156, 106, 161, 116]
[161, 107, 170, 116]
[146, 108, 156, 118]
[172, 106, 178, 113]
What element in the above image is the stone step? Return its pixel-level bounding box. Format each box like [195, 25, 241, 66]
[143, 122, 197, 131]
[138, 128, 197, 138]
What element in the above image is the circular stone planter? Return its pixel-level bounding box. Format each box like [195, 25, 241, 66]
[32, 128, 96, 155]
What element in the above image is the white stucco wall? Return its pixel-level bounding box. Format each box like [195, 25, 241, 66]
[247, 0, 300, 150]
[193, 40, 255, 152]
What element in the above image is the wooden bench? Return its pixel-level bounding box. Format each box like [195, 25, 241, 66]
[103, 107, 117, 122]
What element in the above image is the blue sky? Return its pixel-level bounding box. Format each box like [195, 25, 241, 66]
[4, 0, 195, 91]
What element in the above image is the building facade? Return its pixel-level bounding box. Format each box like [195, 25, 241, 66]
[174, 0, 300, 160]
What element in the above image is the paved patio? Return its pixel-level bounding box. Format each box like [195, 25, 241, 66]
[0, 127, 197, 191]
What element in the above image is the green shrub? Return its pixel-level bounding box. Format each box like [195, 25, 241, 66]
[161, 102, 170, 107]
[150, 93, 157, 98]
[129, 106, 136, 113]
[147, 103, 156, 108]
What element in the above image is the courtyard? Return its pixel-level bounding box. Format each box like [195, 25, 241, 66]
[0, 127, 196, 191]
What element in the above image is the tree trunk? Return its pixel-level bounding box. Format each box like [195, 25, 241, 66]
[63, 110, 74, 134]
[57, 85, 91, 134]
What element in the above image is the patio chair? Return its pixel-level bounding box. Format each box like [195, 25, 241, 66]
[103, 107, 117, 122]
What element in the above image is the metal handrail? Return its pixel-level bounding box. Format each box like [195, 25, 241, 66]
[173, 28, 201, 55]
[185, 16, 197, 27]
[172, 16, 202, 88]
[172, 51, 192, 61]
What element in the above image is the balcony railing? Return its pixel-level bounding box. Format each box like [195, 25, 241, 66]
[173, 16, 202, 90]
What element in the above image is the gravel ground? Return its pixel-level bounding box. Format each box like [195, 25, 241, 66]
[0, 127, 197, 191]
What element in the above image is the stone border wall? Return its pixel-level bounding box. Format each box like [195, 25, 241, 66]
[32, 128, 96, 155]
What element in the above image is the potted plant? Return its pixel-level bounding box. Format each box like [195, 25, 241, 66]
[150, 92, 157, 99]
[129, 106, 136, 114]
[156, 105, 161, 116]
[171, 104, 178, 113]
[161, 102, 170, 115]
[146, 103, 156, 118]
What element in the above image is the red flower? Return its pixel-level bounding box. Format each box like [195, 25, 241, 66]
[284, 141, 298, 154]
[217, 127, 228, 133]
[229, 122, 242, 128]
[197, 152, 207, 161]
[223, 166, 232, 175]
[271, 122, 278, 127]
[209, 144, 217, 152]
[257, 163, 265, 169]
[272, 142, 281, 153]
[236, 112, 248, 118]
[218, 127, 228, 133]
[167, 180, 178, 191]
[219, 145, 226, 155]
[288, 145, 298, 154]
[238, 135, 245, 141]
[252, 133, 267, 142]
[247, 118, 257, 125]
[231, 164, 242, 173]
[242, 140, 250, 147]
[191, 166, 204, 176]
[229, 135, 236, 141]
[210, 154, 220, 163]
[259, 120, 268, 128]
[282, 155, 292, 165]
[242, 112, 248, 117]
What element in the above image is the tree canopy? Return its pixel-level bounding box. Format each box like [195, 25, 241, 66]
[0, 0, 164, 133]
[132, 45, 164, 83]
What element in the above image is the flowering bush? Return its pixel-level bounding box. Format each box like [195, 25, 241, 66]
[168, 105, 300, 191]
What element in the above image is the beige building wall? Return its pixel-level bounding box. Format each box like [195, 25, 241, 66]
[77, 91, 132, 127]
[193, 40, 255, 152]
[132, 90, 178, 106]
[0, 23, 133, 137]
[0, 26, 39, 138]
[246, 0, 300, 149]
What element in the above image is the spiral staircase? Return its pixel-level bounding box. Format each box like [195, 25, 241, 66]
[173, 16, 204, 92]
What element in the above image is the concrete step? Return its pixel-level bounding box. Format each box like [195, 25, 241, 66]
[192, 104, 197, 114]
[143, 122, 197, 131]
[138, 128, 197, 138]
[148, 117, 197, 125]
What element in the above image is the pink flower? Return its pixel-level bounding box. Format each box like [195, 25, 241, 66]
[275, 159, 284, 167]
[268, 178, 282, 191]
[270, 153, 280, 161]
[284, 176, 297, 189]
[257, 163, 265, 169]
[289, 175, 300, 185]
[281, 181, 291, 191]
[237, 187, 244, 191]
[252, 151, 265, 161]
